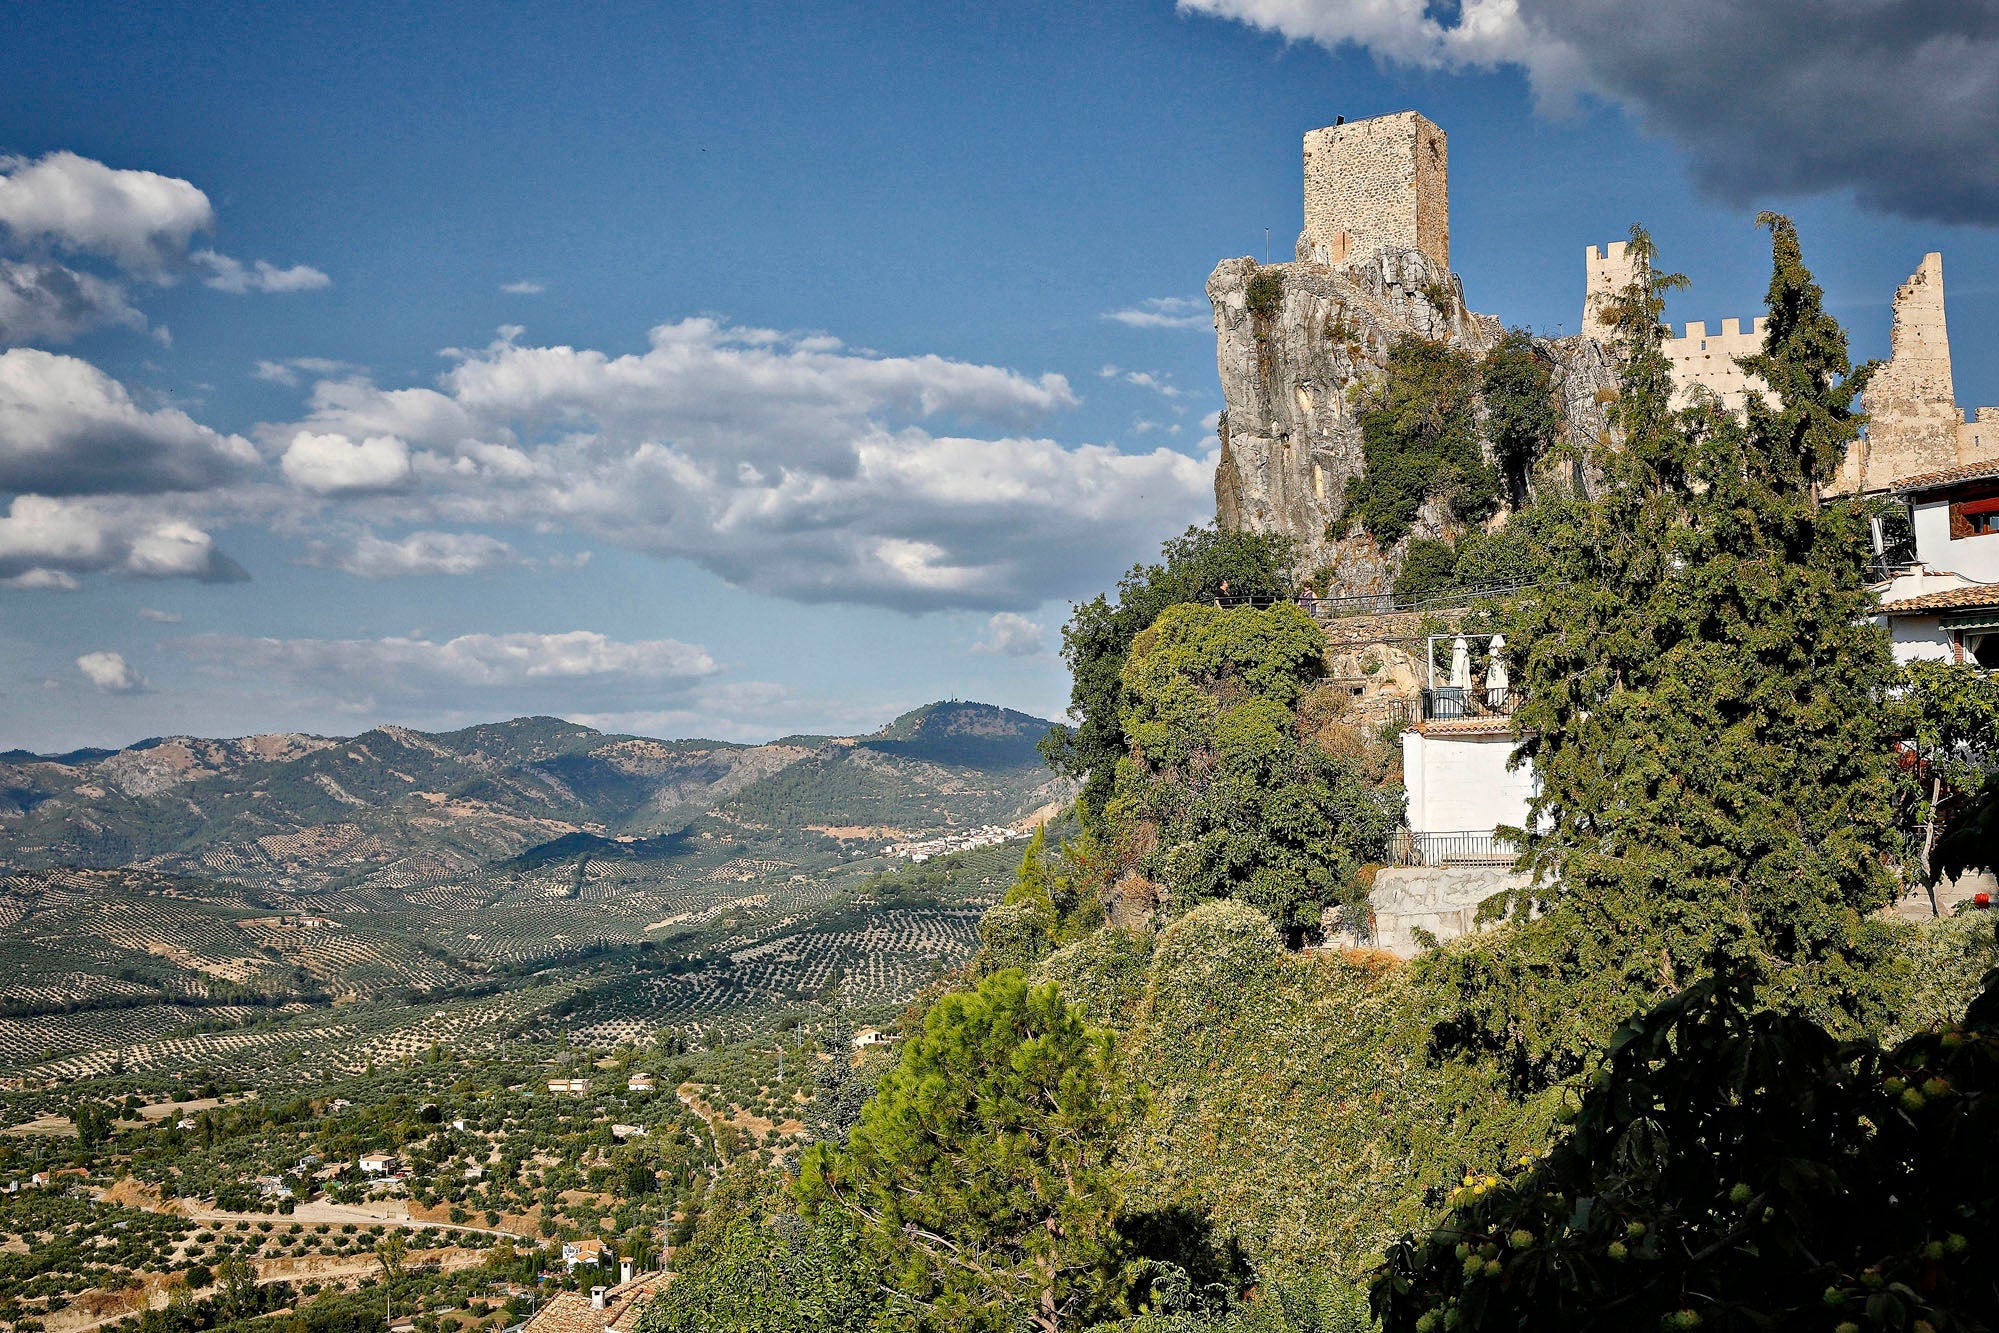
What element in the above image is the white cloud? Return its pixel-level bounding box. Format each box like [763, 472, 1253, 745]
[0, 152, 214, 275]
[0, 259, 145, 345]
[1180, 0, 1999, 225]
[254, 356, 362, 387]
[137, 607, 181, 622]
[0, 495, 243, 584]
[76, 650, 148, 693]
[500, 280, 545, 295]
[302, 529, 519, 578]
[265, 318, 1211, 611]
[281, 432, 414, 495]
[1104, 296, 1211, 330]
[972, 612, 1048, 657]
[0, 348, 258, 494]
[193, 251, 331, 295]
[180, 630, 718, 706]
[2, 568, 81, 591]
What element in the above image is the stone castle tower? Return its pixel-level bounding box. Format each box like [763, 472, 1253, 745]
[1299, 112, 1449, 271]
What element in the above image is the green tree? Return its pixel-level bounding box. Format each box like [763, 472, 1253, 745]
[1393, 538, 1459, 603]
[1043, 525, 1294, 818]
[1900, 659, 1999, 893]
[1106, 603, 1397, 937]
[1345, 337, 1498, 547]
[798, 970, 1134, 1332]
[1479, 329, 1560, 509]
[1433, 219, 1902, 1083]
[1374, 959, 1999, 1333]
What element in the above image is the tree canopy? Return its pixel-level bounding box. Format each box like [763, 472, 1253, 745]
[1105, 603, 1396, 936]
[1427, 218, 1904, 1084]
[1042, 525, 1294, 819]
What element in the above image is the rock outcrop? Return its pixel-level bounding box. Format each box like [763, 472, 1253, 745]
[1209, 247, 1616, 591]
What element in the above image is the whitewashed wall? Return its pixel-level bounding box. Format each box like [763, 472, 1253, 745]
[1401, 731, 1536, 835]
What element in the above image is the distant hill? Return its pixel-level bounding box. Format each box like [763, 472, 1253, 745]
[858, 701, 1053, 771]
[0, 703, 1069, 885]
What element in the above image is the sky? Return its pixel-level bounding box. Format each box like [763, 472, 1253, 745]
[3, 0, 1997, 752]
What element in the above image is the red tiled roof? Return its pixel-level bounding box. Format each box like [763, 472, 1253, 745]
[521, 1276, 664, 1333]
[1892, 459, 1999, 493]
[1879, 584, 1999, 615]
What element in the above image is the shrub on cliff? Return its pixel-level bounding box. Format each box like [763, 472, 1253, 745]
[1346, 337, 1500, 548]
[1373, 957, 1999, 1333]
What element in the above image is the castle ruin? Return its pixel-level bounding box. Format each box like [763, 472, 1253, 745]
[1211, 109, 1999, 589]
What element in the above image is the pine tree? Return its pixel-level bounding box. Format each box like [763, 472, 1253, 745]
[1431, 220, 1903, 1081]
[797, 971, 1132, 1332]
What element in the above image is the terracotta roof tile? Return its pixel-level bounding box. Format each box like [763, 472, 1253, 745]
[1879, 584, 1999, 614]
[1892, 459, 1999, 493]
[521, 1276, 663, 1333]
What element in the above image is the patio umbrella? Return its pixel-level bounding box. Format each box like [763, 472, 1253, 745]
[1485, 634, 1509, 695]
[1449, 636, 1472, 690]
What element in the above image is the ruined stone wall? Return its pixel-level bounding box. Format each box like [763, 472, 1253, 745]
[1301, 112, 1448, 272]
[1838, 253, 1962, 493]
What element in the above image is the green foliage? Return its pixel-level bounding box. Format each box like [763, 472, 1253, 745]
[1443, 501, 1582, 592]
[1374, 959, 1999, 1333]
[1035, 927, 1156, 1029]
[635, 1164, 879, 1333]
[1045, 526, 1294, 819]
[799, 970, 1134, 1331]
[1899, 659, 1999, 882]
[1479, 330, 1560, 509]
[1111, 903, 1554, 1278]
[1107, 605, 1396, 933]
[1345, 338, 1499, 548]
[1246, 270, 1284, 320]
[1393, 539, 1459, 603]
[1448, 219, 1904, 1083]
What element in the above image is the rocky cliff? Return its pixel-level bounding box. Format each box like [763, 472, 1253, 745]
[1209, 247, 1617, 592]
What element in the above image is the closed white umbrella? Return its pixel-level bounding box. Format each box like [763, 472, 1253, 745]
[1485, 634, 1509, 696]
[1449, 636, 1472, 691]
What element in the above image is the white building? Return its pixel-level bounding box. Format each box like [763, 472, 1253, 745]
[357, 1153, 398, 1175]
[1875, 460, 1999, 666]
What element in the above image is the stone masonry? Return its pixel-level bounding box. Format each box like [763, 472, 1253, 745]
[1583, 241, 1770, 412]
[1300, 112, 1448, 272]
[1832, 253, 1999, 494]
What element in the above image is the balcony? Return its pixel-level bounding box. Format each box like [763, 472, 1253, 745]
[1389, 829, 1521, 868]
[1417, 686, 1519, 723]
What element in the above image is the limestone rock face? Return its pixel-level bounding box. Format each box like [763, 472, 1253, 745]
[1210, 249, 1620, 590]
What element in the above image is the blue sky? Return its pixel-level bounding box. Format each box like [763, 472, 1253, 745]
[4, 0, 1996, 751]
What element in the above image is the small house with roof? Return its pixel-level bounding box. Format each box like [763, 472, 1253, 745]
[1874, 460, 1999, 668]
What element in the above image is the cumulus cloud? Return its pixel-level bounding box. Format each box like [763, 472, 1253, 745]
[0, 495, 245, 584]
[253, 356, 362, 387]
[500, 280, 545, 295]
[972, 612, 1048, 656]
[2, 568, 80, 591]
[76, 650, 148, 693]
[0, 259, 146, 345]
[0, 152, 330, 296]
[1181, 0, 1999, 225]
[301, 529, 519, 578]
[0, 152, 213, 275]
[265, 318, 1212, 611]
[137, 607, 181, 622]
[281, 432, 414, 495]
[0, 348, 258, 494]
[1103, 296, 1210, 329]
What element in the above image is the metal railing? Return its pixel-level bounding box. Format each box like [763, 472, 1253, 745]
[1390, 829, 1522, 868]
[1212, 581, 1540, 621]
[1419, 686, 1520, 722]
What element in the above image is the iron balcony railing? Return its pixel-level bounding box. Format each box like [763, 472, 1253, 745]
[1419, 686, 1520, 722]
[1390, 829, 1522, 868]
